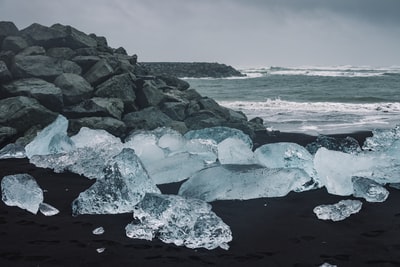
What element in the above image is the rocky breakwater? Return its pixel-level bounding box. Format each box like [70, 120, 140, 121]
[141, 62, 245, 78]
[0, 21, 264, 147]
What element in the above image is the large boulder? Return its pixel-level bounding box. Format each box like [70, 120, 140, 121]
[2, 78, 63, 111]
[0, 50, 15, 69]
[0, 21, 19, 44]
[71, 55, 100, 72]
[68, 116, 126, 137]
[0, 126, 17, 145]
[160, 101, 187, 121]
[0, 96, 57, 132]
[20, 23, 67, 48]
[2, 36, 29, 53]
[46, 47, 76, 60]
[123, 107, 174, 131]
[17, 46, 46, 56]
[54, 73, 93, 105]
[50, 24, 97, 49]
[94, 73, 136, 112]
[11, 55, 81, 82]
[135, 79, 165, 108]
[157, 75, 190, 91]
[63, 97, 124, 120]
[83, 59, 114, 85]
[0, 60, 12, 83]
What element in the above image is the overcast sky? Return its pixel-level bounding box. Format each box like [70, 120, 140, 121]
[1, 0, 399, 68]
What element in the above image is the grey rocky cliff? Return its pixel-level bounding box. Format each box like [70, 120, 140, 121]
[0, 21, 264, 147]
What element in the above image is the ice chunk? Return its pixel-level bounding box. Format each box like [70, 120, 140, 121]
[306, 135, 361, 155]
[124, 131, 165, 165]
[314, 148, 400, 195]
[125, 193, 232, 250]
[0, 143, 26, 159]
[255, 142, 317, 185]
[363, 125, 400, 151]
[184, 126, 253, 149]
[72, 148, 160, 215]
[217, 138, 256, 164]
[30, 128, 125, 179]
[1, 173, 43, 214]
[92, 226, 105, 235]
[185, 138, 218, 163]
[320, 263, 337, 267]
[96, 248, 106, 253]
[352, 176, 389, 202]
[146, 152, 209, 184]
[313, 200, 362, 221]
[25, 115, 73, 158]
[179, 165, 312, 202]
[157, 129, 186, 153]
[39, 202, 60, 216]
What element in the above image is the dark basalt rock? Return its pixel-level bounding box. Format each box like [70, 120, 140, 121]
[50, 24, 97, 49]
[0, 60, 12, 83]
[46, 47, 76, 60]
[63, 97, 124, 120]
[2, 36, 28, 53]
[134, 79, 165, 108]
[123, 107, 174, 132]
[2, 78, 63, 111]
[0, 96, 57, 132]
[0, 126, 17, 145]
[0, 21, 19, 44]
[83, 59, 114, 85]
[20, 23, 68, 48]
[18, 46, 46, 56]
[54, 73, 93, 105]
[68, 116, 126, 137]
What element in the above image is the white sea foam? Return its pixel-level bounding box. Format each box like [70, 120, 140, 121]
[239, 66, 400, 78]
[219, 99, 400, 134]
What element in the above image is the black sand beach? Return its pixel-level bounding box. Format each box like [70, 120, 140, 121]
[1, 131, 400, 267]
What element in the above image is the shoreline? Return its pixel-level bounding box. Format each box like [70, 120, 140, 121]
[1, 130, 399, 267]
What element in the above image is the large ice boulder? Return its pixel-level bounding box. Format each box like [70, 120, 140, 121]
[255, 142, 317, 185]
[179, 165, 312, 202]
[125, 193, 232, 250]
[314, 148, 400, 196]
[363, 125, 400, 152]
[313, 200, 362, 221]
[25, 115, 73, 158]
[72, 148, 160, 215]
[1, 173, 43, 214]
[217, 138, 255, 164]
[184, 126, 253, 149]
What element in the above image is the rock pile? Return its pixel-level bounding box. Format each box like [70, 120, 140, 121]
[0, 21, 264, 148]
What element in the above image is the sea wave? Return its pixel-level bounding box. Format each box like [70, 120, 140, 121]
[239, 66, 400, 78]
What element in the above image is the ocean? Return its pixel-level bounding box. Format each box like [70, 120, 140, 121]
[184, 66, 400, 135]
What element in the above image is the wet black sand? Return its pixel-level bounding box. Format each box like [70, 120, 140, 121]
[1, 131, 400, 267]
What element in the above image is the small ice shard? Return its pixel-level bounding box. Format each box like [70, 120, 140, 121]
[25, 115, 73, 158]
[92, 226, 105, 235]
[1, 173, 43, 214]
[184, 126, 253, 149]
[179, 165, 312, 202]
[0, 143, 26, 159]
[125, 193, 232, 250]
[306, 135, 361, 155]
[217, 138, 255, 164]
[96, 248, 106, 253]
[39, 202, 60, 216]
[352, 176, 389, 202]
[72, 148, 160, 215]
[363, 125, 400, 151]
[313, 200, 362, 221]
[255, 142, 317, 184]
[146, 152, 209, 184]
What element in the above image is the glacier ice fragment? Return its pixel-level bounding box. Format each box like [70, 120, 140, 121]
[92, 226, 105, 235]
[255, 142, 317, 185]
[363, 125, 400, 151]
[125, 193, 232, 250]
[217, 138, 255, 164]
[96, 248, 106, 253]
[39, 202, 60, 216]
[313, 200, 362, 221]
[179, 165, 312, 201]
[184, 126, 253, 149]
[352, 176, 389, 202]
[72, 148, 160, 215]
[146, 152, 209, 184]
[1, 173, 43, 214]
[25, 115, 73, 158]
[306, 135, 361, 155]
[0, 143, 26, 159]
